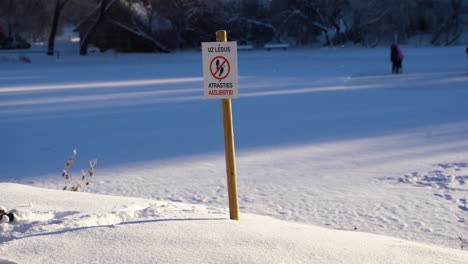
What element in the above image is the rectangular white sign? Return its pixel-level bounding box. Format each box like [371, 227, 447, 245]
[202, 41, 239, 99]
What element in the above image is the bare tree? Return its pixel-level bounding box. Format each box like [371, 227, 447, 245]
[79, 0, 114, 55]
[2, 0, 465, 51]
[273, 0, 350, 46]
[0, 0, 59, 41]
[48, 0, 69, 55]
[154, 0, 207, 49]
[108, 0, 169, 52]
[430, 0, 464, 45]
[341, 0, 392, 46]
[7, 0, 14, 35]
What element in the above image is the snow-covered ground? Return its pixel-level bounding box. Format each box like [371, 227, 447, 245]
[1, 43, 468, 262]
[1, 183, 467, 264]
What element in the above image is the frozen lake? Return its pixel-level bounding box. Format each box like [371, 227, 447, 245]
[1, 44, 467, 248]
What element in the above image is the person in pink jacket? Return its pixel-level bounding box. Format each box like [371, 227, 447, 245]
[390, 43, 404, 74]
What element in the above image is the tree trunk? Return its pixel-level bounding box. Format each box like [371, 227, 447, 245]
[7, 0, 13, 36]
[80, 0, 109, 56]
[48, 0, 67, 56]
[323, 30, 333, 46]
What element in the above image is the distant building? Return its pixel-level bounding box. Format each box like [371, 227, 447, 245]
[74, 0, 168, 53]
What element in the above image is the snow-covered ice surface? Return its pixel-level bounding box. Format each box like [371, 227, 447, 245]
[1, 183, 468, 264]
[1, 43, 468, 262]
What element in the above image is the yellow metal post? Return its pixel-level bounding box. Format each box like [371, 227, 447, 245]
[216, 30, 240, 220]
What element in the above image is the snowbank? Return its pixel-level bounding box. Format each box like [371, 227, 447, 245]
[1, 183, 467, 264]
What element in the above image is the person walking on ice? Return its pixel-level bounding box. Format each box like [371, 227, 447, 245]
[390, 43, 404, 74]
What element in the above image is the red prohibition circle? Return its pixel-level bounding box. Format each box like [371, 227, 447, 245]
[210, 56, 230, 80]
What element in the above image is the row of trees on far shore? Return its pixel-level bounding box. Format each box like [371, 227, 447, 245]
[0, 0, 467, 54]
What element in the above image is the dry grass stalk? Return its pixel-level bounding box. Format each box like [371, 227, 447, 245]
[61, 149, 97, 192]
[62, 149, 77, 190]
[458, 234, 466, 250]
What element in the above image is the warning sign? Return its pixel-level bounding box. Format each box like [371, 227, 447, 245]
[202, 41, 238, 99]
